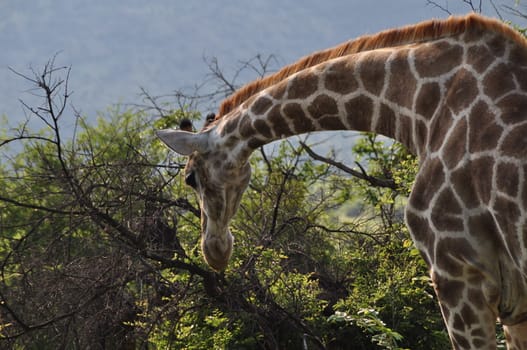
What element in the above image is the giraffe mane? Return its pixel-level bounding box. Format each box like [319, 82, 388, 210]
[216, 13, 526, 120]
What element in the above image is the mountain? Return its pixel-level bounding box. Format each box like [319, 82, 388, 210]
[1, 0, 487, 120]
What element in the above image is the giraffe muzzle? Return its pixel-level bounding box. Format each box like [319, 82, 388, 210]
[201, 229, 233, 271]
[200, 212, 234, 271]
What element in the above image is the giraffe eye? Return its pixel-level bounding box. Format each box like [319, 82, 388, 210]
[185, 172, 197, 189]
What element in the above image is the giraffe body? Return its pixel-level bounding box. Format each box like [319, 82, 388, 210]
[157, 14, 527, 349]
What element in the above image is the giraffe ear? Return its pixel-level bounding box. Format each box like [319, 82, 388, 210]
[156, 129, 209, 156]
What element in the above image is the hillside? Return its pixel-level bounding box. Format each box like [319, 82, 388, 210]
[0, 0, 477, 122]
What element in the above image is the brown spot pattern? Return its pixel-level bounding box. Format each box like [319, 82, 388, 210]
[462, 26, 487, 43]
[238, 114, 255, 138]
[251, 96, 273, 115]
[415, 121, 428, 155]
[497, 94, 527, 124]
[510, 44, 527, 64]
[320, 116, 347, 130]
[487, 35, 506, 57]
[433, 273, 465, 307]
[452, 156, 494, 208]
[445, 69, 479, 114]
[442, 117, 467, 169]
[269, 80, 287, 100]
[432, 188, 464, 232]
[461, 304, 478, 327]
[515, 68, 527, 91]
[241, 95, 257, 110]
[199, 18, 527, 347]
[466, 45, 495, 73]
[414, 41, 463, 77]
[472, 336, 487, 348]
[467, 288, 487, 310]
[501, 124, 527, 159]
[410, 158, 445, 211]
[416, 82, 441, 120]
[494, 194, 522, 259]
[436, 238, 477, 277]
[453, 314, 466, 333]
[253, 119, 273, 139]
[374, 104, 396, 138]
[496, 162, 519, 197]
[345, 95, 373, 131]
[468, 101, 502, 153]
[324, 60, 359, 94]
[467, 212, 499, 246]
[522, 165, 527, 211]
[386, 50, 417, 109]
[405, 212, 434, 263]
[224, 136, 239, 149]
[397, 115, 415, 153]
[484, 63, 516, 100]
[308, 94, 338, 118]
[359, 51, 389, 95]
[247, 137, 266, 149]
[267, 105, 293, 136]
[452, 332, 471, 349]
[287, 70, 319, 99]
[282, 103, 313, 134]
[222, 116, 240, 136]
[429, 107, 454, 153]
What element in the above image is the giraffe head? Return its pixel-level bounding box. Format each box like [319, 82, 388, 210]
[156, 121, 251, 271]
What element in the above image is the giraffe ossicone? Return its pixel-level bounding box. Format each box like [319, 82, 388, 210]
[157, 14, 527, 349]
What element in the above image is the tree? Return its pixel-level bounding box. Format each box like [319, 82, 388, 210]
[0, 58, 210, 348]
[426, 0, 527, 24]
[0, 54, 453, 350]
[7, 3, 527, 347]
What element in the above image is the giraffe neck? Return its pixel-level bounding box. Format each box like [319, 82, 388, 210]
[210, 28, 512, 165]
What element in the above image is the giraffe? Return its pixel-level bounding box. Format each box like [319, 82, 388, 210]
[156, 14, 527, 349]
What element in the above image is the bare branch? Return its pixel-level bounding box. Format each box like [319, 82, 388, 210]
[461, 0, 483, 12]
[502, 4, 527, 20]
[299, 141, 397, 190]
[425, 0, 452, 15]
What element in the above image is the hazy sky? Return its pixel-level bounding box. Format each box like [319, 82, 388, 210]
[0, 0, 520, 123]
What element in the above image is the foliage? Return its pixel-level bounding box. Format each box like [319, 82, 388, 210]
[0, 59, 453, 350]
[4, 4, 527, 347]
[328, 309, 404, 350]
